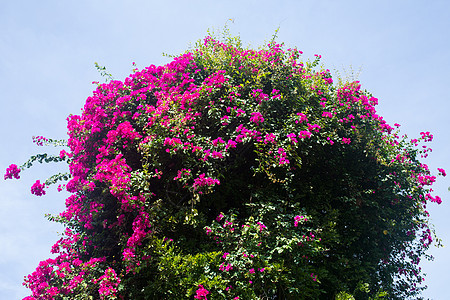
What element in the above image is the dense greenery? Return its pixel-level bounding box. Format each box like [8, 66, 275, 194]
[6, 32, 444, 299]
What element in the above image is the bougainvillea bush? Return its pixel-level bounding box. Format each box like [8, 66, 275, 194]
[6, 32, 445, 299]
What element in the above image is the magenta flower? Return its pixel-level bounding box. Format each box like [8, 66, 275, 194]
[4, 164, 20, 180]
[236, 108, 245, 117]
[294, 216, 301, 227]
[341, 137, 351, 144]
[287, 133, 298, 144]
[31, 180, 46, 196]
[98, 268, 120, 299]
[32, 135, 48, 146]
[322, 111, 333, 118]
[122, 248, 135, 260]
[216, 213, 224, 222]
[420, 131, 433, 142]
[193, 174, 220, 191]
[295, 112, 308, 124]
[194, 284, 209, 300]
[226, 139, 237, 149]
[59, 150, 67, 159]
[298, 131, 312, 139]
[250, 112, 264, 125]
[277, 147, 290, 165]
[264, 133, 276, 144]
[307, 123, 321, 132]
[220, 115, 230, 125]
[257, 221, 267, 231]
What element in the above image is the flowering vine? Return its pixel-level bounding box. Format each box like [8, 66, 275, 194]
[4, 31, 445, 299]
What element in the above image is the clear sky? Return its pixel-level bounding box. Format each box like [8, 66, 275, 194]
[1, 0, 449, 298]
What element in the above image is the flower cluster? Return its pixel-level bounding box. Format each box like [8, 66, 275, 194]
[4, 164, 20, 179]
[194, 285, 210, 300]
[96, 268, 121, 299]
[32, 135, 49, 146]
[30, 180, 46, 196]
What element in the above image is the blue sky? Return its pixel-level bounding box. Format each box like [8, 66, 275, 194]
[1, 0, 449, 298]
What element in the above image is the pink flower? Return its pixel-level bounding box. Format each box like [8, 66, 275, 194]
[212, 137, 225, 146]
[264, 133, 276, 144]
[193, 174, 220, 191]
[194, 284, 209, 300]
[97, 268, 120, 299]
[438, 168, 446, 177]
[4, 164, 20, 180]
[250, 112, 264, 125]
[59, 150, 69, 159]
[211, 151, 223, 159]
[298, 131, 312, 139]
[420, 131, 433, 142]
[31, 180, 46, 196]
[341, 137, 351, 144]
[295, 112, 308, 124]
[32, 136, 48, 146]
[123, 248, 135, 260]
[287, 133, 298, 144]
[216, 213, 224, 222]
[257, 221, 267, 231]
[277, 147, 290, 165]
[425, 193, 442, 204]
[47, 286, 59, 296]
[220, 115, 230, 125]
[226, 139, 237, 149]
[322, 111, 333, 118]
[307, 123, 321, 132]
[249, 268, 255, 274]
[294, 215, 306, 227]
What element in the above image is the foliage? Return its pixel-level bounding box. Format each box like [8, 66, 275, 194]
[5, 31, 445, 299]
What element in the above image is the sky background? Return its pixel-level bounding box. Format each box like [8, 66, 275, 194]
[0, 0, 449, 299]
